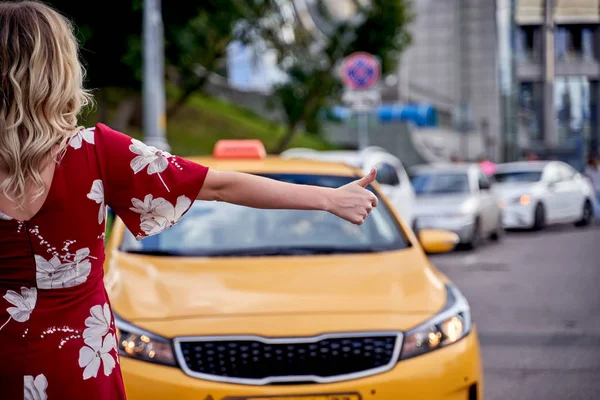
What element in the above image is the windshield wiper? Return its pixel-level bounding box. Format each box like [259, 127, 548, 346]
[123, 246, 391, 258]
[200, 246, 390, 257]
[123, 249, 190, 257]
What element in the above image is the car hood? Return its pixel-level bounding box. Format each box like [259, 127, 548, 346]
[495, 182, 539, 200]
[105, 247, 447, 323]
[414, 194, 472, 215]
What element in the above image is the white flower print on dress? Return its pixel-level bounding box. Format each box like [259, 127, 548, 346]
[69, 127, 95, 149]
[35, 248, 93, 289]
[87, 180, 106, 224]
[35, 255, 66, 288]
[78, 333, 117, 380]
[128, 195, 168, 236]
[130, 194, 192, 237]
[0, 287, 37, 331]
[0, 210, 12, 220]
[24, 374, 48, 400]
[129, 138, 173, 192]
[83, 303, 112, 341]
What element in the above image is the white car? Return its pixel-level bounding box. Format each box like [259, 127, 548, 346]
[409, 163, 504, 249]
[281, 147, 416, 225]
[493, 161, 596, 230]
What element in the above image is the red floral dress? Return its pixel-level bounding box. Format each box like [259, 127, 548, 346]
[0, 123, 208, 399]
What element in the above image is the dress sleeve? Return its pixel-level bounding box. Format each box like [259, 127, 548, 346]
[93, 123, 209, 240]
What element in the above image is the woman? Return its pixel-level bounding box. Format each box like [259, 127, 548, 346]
[0, 2, 377, 399]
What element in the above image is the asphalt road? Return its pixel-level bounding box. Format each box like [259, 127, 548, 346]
[430, 223, 600, 400]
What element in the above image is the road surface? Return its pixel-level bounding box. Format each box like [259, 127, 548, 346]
[431, 223, 600, 400]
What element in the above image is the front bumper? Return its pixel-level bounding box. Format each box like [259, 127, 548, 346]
[120, 327, 483, 400]
[502, 204, 534, 229]
[414, 215, 476, 243]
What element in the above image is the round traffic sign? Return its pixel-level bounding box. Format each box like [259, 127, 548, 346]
[340, 52, 381, 91]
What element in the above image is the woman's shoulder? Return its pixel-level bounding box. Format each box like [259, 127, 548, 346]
[67, 123, 130, 150]
[67, 126, 96, 150]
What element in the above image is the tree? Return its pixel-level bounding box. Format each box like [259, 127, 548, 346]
[50, 1, 270, 124]
[49, 0, 142, 90]
[255, 0, 413, 152]
[47, 1, 144, 128]
[162, 0, 273, 118]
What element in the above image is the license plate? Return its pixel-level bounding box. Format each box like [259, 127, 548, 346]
[232, 395, 360, 400]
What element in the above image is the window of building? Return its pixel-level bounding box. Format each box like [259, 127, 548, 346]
[519, 82, 543, 143]
[516, 25, 542, 63]
[556, 25, 597, 62]
[554, 76, 591, 147]
[590, 81, 599, 157]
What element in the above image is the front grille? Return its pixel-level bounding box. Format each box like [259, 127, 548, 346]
[174, 333, 401, 384]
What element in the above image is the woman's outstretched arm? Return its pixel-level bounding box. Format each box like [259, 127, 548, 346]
[198, 169, 379, 225]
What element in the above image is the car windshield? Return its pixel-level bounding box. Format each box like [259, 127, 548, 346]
[493, 171, 542, 183]
[120, 174, 408, 257]
[410, 172, 470, 195]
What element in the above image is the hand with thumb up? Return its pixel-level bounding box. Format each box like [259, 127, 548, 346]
[327, 168, 379, 225]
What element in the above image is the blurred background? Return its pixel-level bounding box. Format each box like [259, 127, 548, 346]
[46, 1, 600, 399]
[48, 0, 600, 169]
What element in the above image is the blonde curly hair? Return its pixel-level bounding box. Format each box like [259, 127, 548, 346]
[0, 1, 92, 206]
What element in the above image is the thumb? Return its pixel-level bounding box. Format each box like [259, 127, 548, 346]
[356, 168, 377, 188]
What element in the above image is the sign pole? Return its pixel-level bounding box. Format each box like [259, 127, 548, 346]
[340, 52, 381, 151]
[358, 112, 369, 150]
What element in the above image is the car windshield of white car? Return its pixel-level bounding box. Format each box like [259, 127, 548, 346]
[494, 171, 542, 183]
[410, 173, 470, 196]
[119, 174, 409, 257]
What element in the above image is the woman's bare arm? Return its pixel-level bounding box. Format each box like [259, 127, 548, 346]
[198, 169, 379, 225]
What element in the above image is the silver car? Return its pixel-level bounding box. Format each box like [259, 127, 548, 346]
[409, 163, 504, 249]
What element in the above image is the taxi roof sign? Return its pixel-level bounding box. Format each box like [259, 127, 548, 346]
[213, 139, 267, 159]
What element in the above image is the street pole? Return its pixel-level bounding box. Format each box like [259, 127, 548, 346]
[508, 0, 519, 162]
[542, 0, 557, 148]
[497, 0, 518, 162]
[457, 0, 471, 160]
[142, 0, 170, 151]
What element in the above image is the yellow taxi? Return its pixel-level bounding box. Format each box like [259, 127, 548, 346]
[104, 140, 484, 400]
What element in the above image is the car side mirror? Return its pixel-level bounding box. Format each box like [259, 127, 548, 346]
[418, 229, 460, 254]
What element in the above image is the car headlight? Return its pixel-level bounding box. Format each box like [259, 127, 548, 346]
[114, 314, 176, 366]
[512, 194, 531, 206]
[400, 284, 472, 360]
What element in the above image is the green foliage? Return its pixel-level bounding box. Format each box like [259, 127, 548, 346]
[80, 88, 333, 156]
[255, 0, 413, 151]
[49, 0, 410, 152]
[346, 0, 414, 73]
[105, 211, 114, 244]
[48, 0, 142, 89]
[49, 0, 266, 93]
[163, 2, 242, 86]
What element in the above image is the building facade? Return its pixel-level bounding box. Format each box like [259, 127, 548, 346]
[516, 0, 600, 167]
[396, 0, 600, 165]
[396, 0, 501, 160]
[226, 0, 600, 165]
